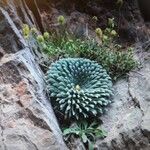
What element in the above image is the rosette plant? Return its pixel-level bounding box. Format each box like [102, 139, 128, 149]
[46, 58, 113, 120]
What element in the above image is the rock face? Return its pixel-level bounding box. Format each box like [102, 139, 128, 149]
[0, 1, 67, 150]
[96, 51, 150, 149]
[0, 0, 150, 150]
[37, 0, 149, 43]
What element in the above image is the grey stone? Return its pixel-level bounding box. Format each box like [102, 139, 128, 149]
[0, 1, 68, 150]
[96, 54, 150, 150]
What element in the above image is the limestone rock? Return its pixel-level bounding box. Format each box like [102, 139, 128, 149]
[0, 1, 67, 150]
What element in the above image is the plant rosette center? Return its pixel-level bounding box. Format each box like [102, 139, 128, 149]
[75, 85, 81, 92]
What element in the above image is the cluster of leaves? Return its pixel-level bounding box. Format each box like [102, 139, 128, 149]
[37, 38, 137, 80]
[63, 121, 106, 150]
[78, 39, 137, 80]
[22, 17, 137, 80]
[46, 58, 113, 120]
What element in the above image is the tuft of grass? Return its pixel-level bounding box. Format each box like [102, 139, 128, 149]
[36, 34, 137, 80]
[22, 17, 137, 80]
[63, 121, 106, 150]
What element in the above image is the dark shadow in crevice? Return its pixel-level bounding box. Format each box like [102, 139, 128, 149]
[24, 0, 44, 32]
[138, 0, 150, 22]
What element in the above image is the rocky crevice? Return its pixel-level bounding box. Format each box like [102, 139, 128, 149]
[128, 78, 144, 116]
[24, 0, 44, 32]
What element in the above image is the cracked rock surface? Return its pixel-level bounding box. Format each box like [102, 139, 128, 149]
[96, 51, 150, 149]
[0, 1, 67, 150]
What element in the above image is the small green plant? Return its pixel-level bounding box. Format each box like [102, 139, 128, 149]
[22, 24, 30, 39]
[108, 18, 115, 28]
[99, 47, 137, 80]
[79, 40, 137, 80]
[57, 15, 65, 25]
[22, 17, 137, 80]
[63, 121, 106, 150]
[37, 35, 44, 43]
[46, 58, 113, 120]
[43, 32, 50, 40]
[95, 28, 103, 39]
[30, 27, 37, 34]
[34, 33, 136, 79]
[92, 16, 98, 21]
[116, 0, 124, 9]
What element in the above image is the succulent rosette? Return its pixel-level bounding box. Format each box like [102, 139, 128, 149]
[46, 58, 113, 120]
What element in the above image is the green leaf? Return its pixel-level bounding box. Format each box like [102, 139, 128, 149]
[88, 141, 94, 150]
[81, 133, 88, 143]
